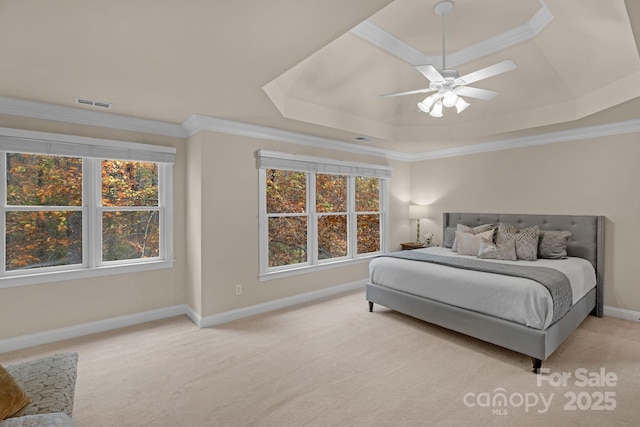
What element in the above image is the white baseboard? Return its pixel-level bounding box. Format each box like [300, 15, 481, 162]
[604, 305, 640, 322]
[0, 304, 188, 354]
[0, 281, 366, 353]
[197, 280, 366, 328]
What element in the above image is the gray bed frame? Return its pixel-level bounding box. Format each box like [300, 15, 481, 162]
[366, 213, 605, 372]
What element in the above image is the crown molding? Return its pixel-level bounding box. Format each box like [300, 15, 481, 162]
[351, 0, 552, 69]
[411, 119, 640, 161]
[182, 114, 409, 161]
[0, 96, 187, 138]
[2, 95, 639, 164]
[184, 115, 640, 163]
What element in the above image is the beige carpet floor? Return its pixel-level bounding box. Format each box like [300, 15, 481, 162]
[1, 290, 639, 426]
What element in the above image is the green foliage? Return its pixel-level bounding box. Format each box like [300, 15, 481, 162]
[5, 211, 82, 270]
[102, 211, 159, 262]
[7, 153, 82, 206]
[4, 154, 160, 270]
[266, 169, 306, 213]
[266, 169, 381, 266]
[316, 174, 346, 213]
[357, 214, 380, 254]
[318, 214, 347, 259]
[101, 160, 160, 262]
[268, 217, 307, 267]
[356, 176, 379, 212]
[102, 160, 158, 206]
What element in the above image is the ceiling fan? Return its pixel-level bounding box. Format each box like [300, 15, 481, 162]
[380, 0, 517, 117]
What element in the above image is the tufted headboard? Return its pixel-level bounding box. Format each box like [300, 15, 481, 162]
[443, 212, 605, 317]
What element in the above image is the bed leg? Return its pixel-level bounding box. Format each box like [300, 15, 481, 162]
[532, 357, 542, 374]
[368, 301, 374, 312]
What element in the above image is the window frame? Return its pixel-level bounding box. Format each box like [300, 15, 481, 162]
[257, 150, 390, 281]
[0, 129, 175, 288]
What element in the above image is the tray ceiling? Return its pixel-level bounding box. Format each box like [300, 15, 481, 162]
[0, 0, 639, 154]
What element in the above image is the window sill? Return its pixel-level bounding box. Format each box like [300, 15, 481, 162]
[259, 255, 377, 282]
[0, 259, 174, 289]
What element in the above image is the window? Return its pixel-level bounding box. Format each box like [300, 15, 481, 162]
[0, 130, 175, 287]
[5, 153, 84, 271]
[101, 160, 161, 262]
[257, 150, 391, 279]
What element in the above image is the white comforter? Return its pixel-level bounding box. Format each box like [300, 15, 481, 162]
[368, 246, 596, 329]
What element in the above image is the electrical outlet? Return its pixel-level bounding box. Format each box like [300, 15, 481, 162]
[235, 284, 242, 295]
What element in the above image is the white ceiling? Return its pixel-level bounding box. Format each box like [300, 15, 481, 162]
[1, 0, 639, 154]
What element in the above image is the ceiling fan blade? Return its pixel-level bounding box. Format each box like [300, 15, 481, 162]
[453, 86, 498, 100]
[379, 88, 435, 98]
[454, 59, 517, 86]
[415, 65, 445, 83]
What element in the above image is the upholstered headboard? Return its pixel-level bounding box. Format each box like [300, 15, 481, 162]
[443, 212, 605, 316]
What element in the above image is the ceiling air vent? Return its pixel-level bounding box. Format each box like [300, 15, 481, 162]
[74, 97, 112, 109]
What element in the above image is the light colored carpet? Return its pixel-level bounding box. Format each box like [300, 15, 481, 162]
[1, 290, 639, 426]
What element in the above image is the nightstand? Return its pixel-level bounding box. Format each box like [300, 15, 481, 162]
[400, 242, 426, 250]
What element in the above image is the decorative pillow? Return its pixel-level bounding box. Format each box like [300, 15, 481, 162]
[477, 237, 517, 261]
[0, 365, 30, 420]
[6, 353, 78, 418]
[443, 227, 456, 248]
[495, 223, 540, 261]
[539, 230, 572, 259]
[455, 229, 495, 256]
[451, 223, 494, 252]
[495, 223, 517, 245]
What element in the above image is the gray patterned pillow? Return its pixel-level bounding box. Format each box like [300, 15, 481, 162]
[443, 227, 456, 248]
[538, 230, 572, 259]
[451, 223, 494, 252]
[6, 353, 78, 418]
[477, 237, 517, 260]
[496, 223, 540, 261]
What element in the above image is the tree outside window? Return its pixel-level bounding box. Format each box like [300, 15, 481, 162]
[264, 168, 383, 270]
[101, 160, 160, 262]
[3, 153, 165, 274]
[5, 153, 83, 270]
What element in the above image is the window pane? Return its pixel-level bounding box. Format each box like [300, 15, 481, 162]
[6, 153, 82, 206]
[268, 216, 307, 267]
[316, 174, 346, 213]
[102, 211, 160, 261]
[266, 169, 306, 214]
[355, 176, 379, 212]
[5, 211, 82, 270]
[102, 160, 158, 207]
[318, 215, 347, 259]
[357, 214, 380, 254]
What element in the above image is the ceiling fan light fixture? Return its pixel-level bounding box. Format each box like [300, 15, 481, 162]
[455, 97, 470, 113]
[417, 95, 436, 113]
[442, 91, 458, 108]
[429, 100, 443, 117]
[379, 0, 516, 118]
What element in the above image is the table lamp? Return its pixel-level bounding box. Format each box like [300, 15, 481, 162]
[409, 205, 429, 243]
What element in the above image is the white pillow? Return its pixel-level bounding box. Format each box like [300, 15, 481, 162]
[455, 229, 495, 256]
[451, 223, 494, 252]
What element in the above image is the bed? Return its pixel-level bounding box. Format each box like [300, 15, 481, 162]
[366, 213, 604, 372]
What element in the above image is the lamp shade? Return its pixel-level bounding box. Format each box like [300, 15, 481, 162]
[429, 101, 443, 117]
[409, 204, 429, 219]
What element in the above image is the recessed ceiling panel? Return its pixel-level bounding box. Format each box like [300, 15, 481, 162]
[264, 0, 640, 145]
